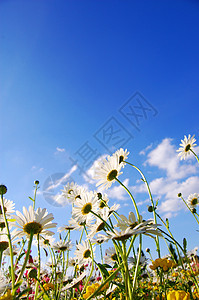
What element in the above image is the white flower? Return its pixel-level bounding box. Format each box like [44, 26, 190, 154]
[105, 220, 162, 241]
[187, 193, 199, 209]
[72, 191, 100, 223]
[13, 206, 57, 238]
[52, 240, 73, 252]
[0, 229, 9, 252]
[74, 240, 95, 267]
[58, 224, 75, 232]
[104, 247, 118, 266]
[0, 198, 15, 216]
[96, 192, 109, 209]
[128, 251, 148, 268]
[177, 134, 197, 160]
[69, 214, 94, 231]
[93, 155, 123, 190]
[112, 148, 129, 167]
[33, 235, 55, 248]
[115, 212, 142, 231]
[62, 182, 87, 204]
[62, 271, 87, 291]
[87, 207, 112, 239]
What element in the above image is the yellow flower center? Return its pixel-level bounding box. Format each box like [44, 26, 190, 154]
[111, 253, 117, 261]
[191, 198, 198, 206]
[119, 155, 124, 163]
[81, 203, 92, 215]
[185, 144, 191, 152]
[83, 249, 91, 258]
[107, 169, 118, 181]
[96, 222, 105, 232]
[0, 241, 9, 251]
[23, 222, 42, 234]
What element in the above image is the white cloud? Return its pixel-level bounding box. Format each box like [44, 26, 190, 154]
[133, 139, 199, 217]
[55, 147, 66, 153]
[45, 165, 77, 192]
[31, 166, 44, 172]
[139, 143, 153, 155]
[145, 138, 197, 179]
[107, 179, 130, 201]
[83, 154, 108, 184]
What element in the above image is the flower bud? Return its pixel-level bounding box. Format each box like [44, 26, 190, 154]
[178, 193, 182, 197]
[146, 248, 150, 253]
[28, 268, 37, 279]
[34, 180, 39, 185]
[192, 208, 197, 214]
[0, 185, 7, 195]
[148, 206, 153, 212]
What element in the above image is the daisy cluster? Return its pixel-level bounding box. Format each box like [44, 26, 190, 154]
[0, 136, 199, 300]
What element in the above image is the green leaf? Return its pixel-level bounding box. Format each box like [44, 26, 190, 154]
[166, 218, 169, 228]
[97, 263, 110, 278]
[43, 248, 48, 257]
[183, 238, 187, 252]
[29, 197, 34, 201]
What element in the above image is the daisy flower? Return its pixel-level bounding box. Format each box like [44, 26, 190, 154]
[33, 235, 55, 248]
[0, 198, 15, 216]
[187, 193, 199, 209]
[68, 214, 94, 231]
[87, 207, 112, 239]
[112, 148, 129, 166]
[72, 191, 99, 223]
[74, 240, 95, 267]
[0, 229, 9, 252]
[58, 224, 75, 233]
[94, 155, 123, 189]
[115, 212, 142, 231]
[177, 134, 197, 160]
[13, 206, 57, 239]
[96, 192, 109, 209]
[104, 247, 118, 266]
[62, 271, 87, 291]
[62, 183, 87, 204]
[52, 240, 73, 252]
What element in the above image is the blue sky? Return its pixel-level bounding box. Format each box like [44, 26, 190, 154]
[1, 0, 199, 257]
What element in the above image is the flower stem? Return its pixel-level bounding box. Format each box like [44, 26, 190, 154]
[16, 231, 34, 284]
[124, 161, 161, 257]
[115, 178, 140, 222]
[190, 149, 199, 164]
[0, 192, 15, 291]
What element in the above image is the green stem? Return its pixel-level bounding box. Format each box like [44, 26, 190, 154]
[115, 178, 140, 222]
[0, 192, 15, 290]
[34, 234, 41, 299]
[80, 226, 95, 296]
[180, 195, 199, 225]
[0, 250, 3, 268]
[16, 232, 34, 284]
[86, 264, 122, 300]
[122, 241, 133, 300]
[125, 161, 161, 257]
[14, 239, 26, 271]
[190, 149, 199, 164]
[132, 235, 142, 297]
[32, 182, 39, 210]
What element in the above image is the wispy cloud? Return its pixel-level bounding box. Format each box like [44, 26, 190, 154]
[107, 179, 130, 201]
[133, 138, 199, 218]
[44, 165, 77, 193]
[55, 147, 66, 154]
[139, 143, 153, 155]
[31, 166, 44, 172]
[83, 154, 108, 184]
